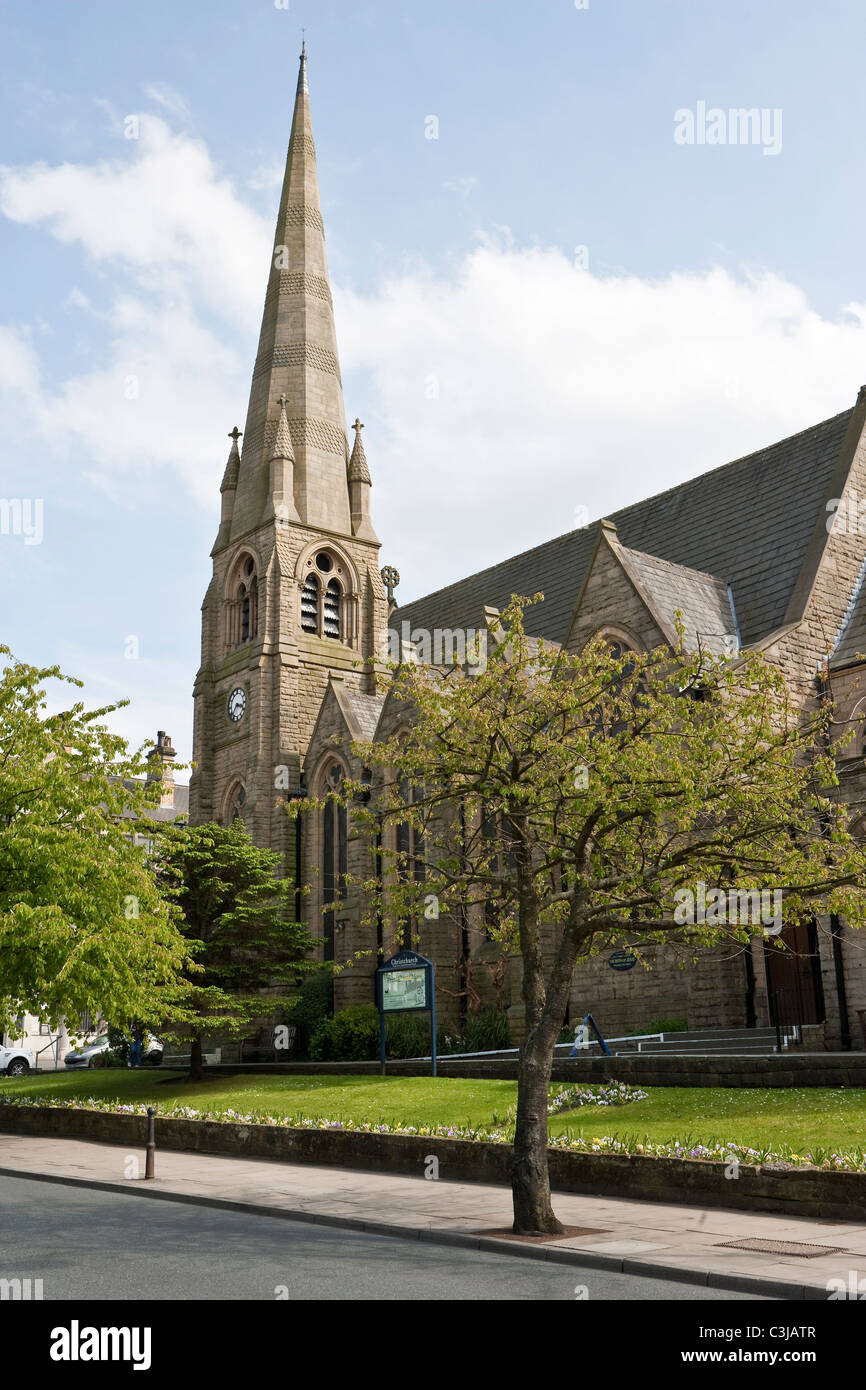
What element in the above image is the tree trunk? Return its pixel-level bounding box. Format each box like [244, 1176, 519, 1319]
[511, 884, 587, 1234]
[188, 1036, 205, 1082]
[512, 1029, 563, 1233]
[510, 830, 565, 1235]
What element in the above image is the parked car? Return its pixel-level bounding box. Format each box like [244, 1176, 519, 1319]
[64, 1034, 111, 1068]
[0, 1045, 35, 1077]
[63, 1032, 164, 1068]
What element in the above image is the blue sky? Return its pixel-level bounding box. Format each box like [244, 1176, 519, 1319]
[3, 0, 866, 766]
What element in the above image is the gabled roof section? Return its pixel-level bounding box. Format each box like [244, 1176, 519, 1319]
[615, 541, 738, 656]
[333, 684, 386, 743]
[395, 405, 856, 648]
[304, 679, 386, 772]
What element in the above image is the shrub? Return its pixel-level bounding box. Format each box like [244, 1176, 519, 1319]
[462, 1008, 510, 1053]
[385, 1014, 431, 1059]
[308, 1002, 510, 1061]
[633, 1017, 688, 1035]
[309, 1004, 378, 1061]
[284, 968, 334, 1056]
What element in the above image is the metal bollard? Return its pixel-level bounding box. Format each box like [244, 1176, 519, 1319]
[145, 1106, 156, 1180]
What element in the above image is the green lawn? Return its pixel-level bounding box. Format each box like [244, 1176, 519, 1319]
[2, 1068, 865, 1152]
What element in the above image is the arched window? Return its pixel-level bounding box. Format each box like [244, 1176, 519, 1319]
[226, 554, 259, 648]
[324, 578, 341, 640]
[396, 776, 426, 949]
[321, 761, 347, 962]
[226, 782, 246, 825]
[299, 550, 352, 642]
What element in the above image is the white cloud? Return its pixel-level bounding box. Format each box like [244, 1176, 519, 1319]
[3, 112, 866, 626]
[443, 176, 478, 195]
[143, 83, 193, 124]
[0, 115, 269, 325]
[336, 242, 866, 600]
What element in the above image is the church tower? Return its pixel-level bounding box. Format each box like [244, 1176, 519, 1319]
[190, 46, 389, 873]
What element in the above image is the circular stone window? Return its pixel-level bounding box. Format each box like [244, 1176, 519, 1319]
[315, 552, 333, 573]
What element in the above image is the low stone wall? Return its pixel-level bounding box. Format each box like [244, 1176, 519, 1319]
[2, 1104, 865, 1222]
[209, 1053, 866, 1087]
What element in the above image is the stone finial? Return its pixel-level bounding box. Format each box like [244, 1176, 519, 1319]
[271, 396, 295, 461]
[297, 37, 308, 94]
[220, 426, 242, 493]
[348, 417, 371, 484]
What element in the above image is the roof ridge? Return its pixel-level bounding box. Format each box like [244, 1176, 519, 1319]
[396, 406, 854, 615]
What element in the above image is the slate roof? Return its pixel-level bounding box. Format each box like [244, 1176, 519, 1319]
[394, 408, 854, 649]
[616, 544, 737, 655]
[339, 689, 386, 742]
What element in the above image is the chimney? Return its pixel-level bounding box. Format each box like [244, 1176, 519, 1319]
[148, 730, 177, 808]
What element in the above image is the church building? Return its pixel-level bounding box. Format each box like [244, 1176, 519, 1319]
[190, 49, 866, 1051]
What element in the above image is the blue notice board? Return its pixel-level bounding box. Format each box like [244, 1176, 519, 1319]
[376, 951, 437, 1075]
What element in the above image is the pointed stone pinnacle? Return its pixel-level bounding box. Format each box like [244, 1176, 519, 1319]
[348, 417, 371, 484]
[220, 426, 242, 493]
[271, 398, 295, 461]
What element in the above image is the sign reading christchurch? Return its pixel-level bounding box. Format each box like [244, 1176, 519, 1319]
[378, 951, 432, 1012]
[376, 951, 437, 1076]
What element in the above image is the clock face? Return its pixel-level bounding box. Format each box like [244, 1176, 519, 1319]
[227, 687, 246, 723]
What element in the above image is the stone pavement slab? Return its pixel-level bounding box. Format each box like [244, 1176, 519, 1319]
[1, 1132, 864, 1300]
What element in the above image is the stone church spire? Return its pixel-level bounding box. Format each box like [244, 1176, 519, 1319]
[229, 45, 352, 540]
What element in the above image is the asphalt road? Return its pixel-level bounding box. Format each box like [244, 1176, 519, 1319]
[0, 1175, 773, 1301]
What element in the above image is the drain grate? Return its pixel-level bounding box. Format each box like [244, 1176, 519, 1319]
[717, 1237, 846, 1258]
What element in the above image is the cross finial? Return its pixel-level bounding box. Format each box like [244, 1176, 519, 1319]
[380, 564, 400, 604]
[353, 417, 364, 434]
[277, 393, 288, 412]
[301, 29, 305, 56]
[228, 426, 242, 443]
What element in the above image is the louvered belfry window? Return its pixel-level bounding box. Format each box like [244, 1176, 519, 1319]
[301, 573, 319, 632]
[323, 578, 341, 640]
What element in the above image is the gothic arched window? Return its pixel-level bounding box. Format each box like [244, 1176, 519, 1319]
[226, 782, 246, 825]
[321, 761, 347, 962]
[226, 554, 259, 648]
[396, 776, 426, 949]
[299, 551, 351, 642]
[324, 578, 341, 640]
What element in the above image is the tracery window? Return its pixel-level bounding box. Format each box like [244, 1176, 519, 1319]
[321, 762, 347, 962]
[299, 551, 350, 641]
[226, 554, 259, 648]
[396, 777, 426, 949]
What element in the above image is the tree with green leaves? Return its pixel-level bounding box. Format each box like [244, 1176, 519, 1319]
[153, 821, 314, 1078]
[335, 598, 866, 1234]
[0, 649, 191, 1041]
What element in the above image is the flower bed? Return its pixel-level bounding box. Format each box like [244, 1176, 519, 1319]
[3, 1090, 865, 1172]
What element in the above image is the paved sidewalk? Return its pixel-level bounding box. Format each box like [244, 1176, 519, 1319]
[2, 1132, 864, 1299]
